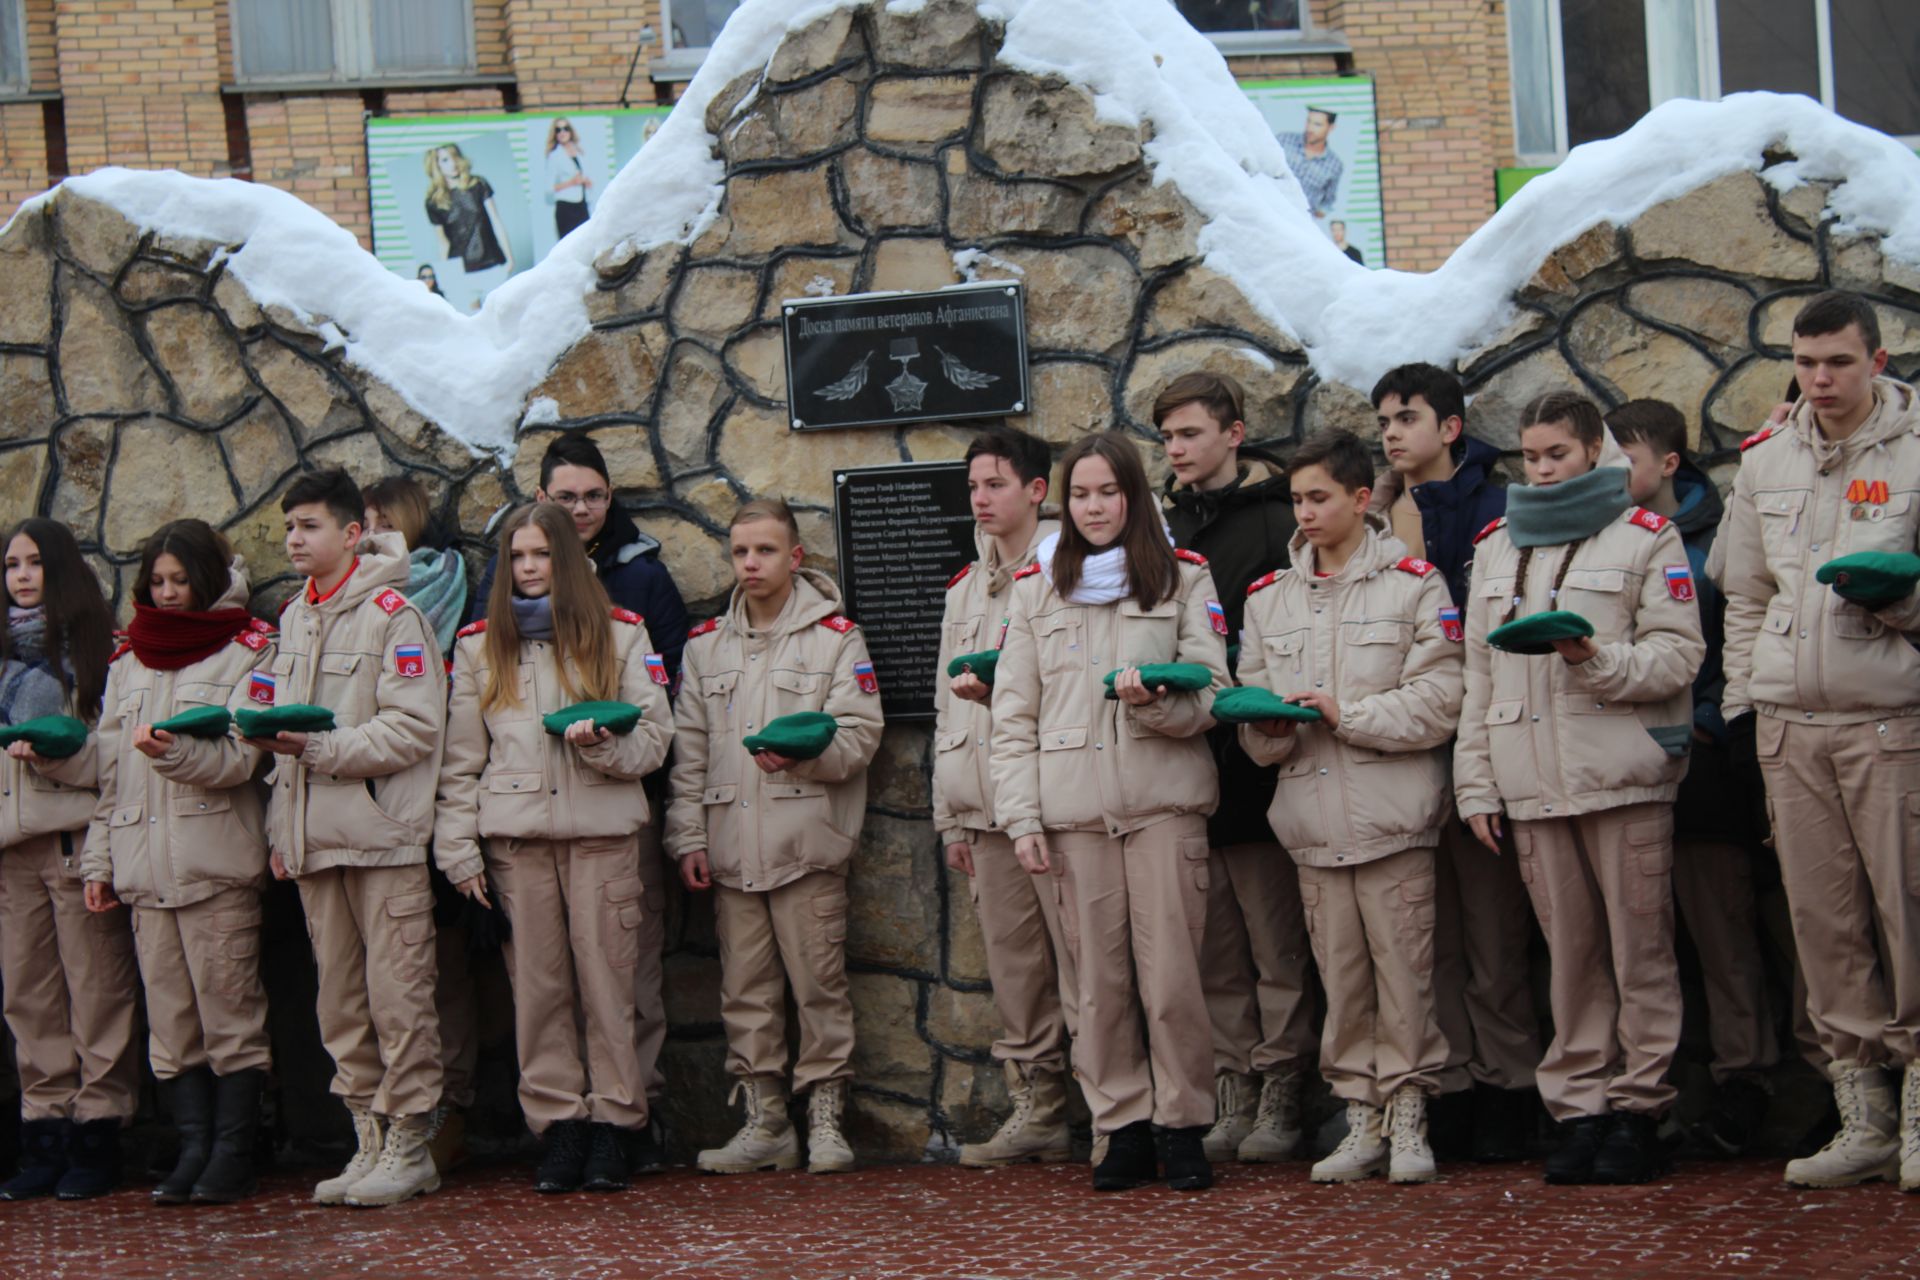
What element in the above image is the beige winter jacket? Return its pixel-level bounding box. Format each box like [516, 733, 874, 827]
[664, 570, 884, 892]
[1717, 377, 1920, 725]
[2, 693, 98, 863]
[263, 534, 456, 879]
[1237, 521, 1465, 867]
[436, 608, 673, 871]
[1455, 471, 1705, 823]
[80, 565, 273, 907]
[931, 519, 1060, 845]
[991, 553, 1229, 839]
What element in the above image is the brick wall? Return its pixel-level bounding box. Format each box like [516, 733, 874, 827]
[507, 0, 663, 108]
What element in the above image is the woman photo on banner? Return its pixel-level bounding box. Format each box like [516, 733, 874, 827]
[423, 143, 514, 311]
[543, 118, 594, 240]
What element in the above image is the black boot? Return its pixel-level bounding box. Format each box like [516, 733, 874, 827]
[1700, 1073, 1771, 1157]
[192, 1070, 265, 1203]
[627, 1114, 668, 1175]
[582, 1122, 630, 1193]
[55, 1118, 123, 1200]
[1543, 1115, 1609, 1185]
[1091, 1120, 1157, 1191]
[534, 1119, 590, 1194]
[1591, 1111, 1671, 1185]
[1157, 1125, 1214, 1191]
[1472, 1083, 1536, 1163]
[1427, 1088, 1475, 1161]
[154, 1068, 217, 1204]
[0, 1118, 68, 1201]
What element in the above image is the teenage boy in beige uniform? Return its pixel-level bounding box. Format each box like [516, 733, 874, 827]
[1716, 291, 1920, 1191]
[668, 499, 883, 1175]
[934, 427, 1076, 1167]
[248, 470, 467, 1208]
[1238, 430, 1463, 1184]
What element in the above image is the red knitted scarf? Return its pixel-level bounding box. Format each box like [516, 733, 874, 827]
[127, 604, 254, 671]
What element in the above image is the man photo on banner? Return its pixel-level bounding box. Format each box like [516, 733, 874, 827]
[1278, 106, 1345, 225]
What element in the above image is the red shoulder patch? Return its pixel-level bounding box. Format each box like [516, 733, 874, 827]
[247, 617, 274, 634]
[1740, 425, 1776, 451]
[1246, 570, 1280, 597]
[278, 595, 296, 615]
[234, 629, 269, 652]
[610, 607, 643, 625]
[1175, 548, 1208, 566]
[1394, 557, 1436, 577]
[1473, 517, 1507, 546]
[373, 588, 407, 616]
[109, 641, 132, 664]
[688, 618, 722, 639]
[456, 619, 487, 640]
[946, 564, 972, 590]
[1013, 564, 1042, 580]
[819, 614, 856, 634]
[1628, 507, 1669, 533]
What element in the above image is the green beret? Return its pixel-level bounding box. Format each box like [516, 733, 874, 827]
[1209, 686, 1324, 725]
[1102, 662, 1215, 699]
[543, 700, 644, 737]
[945, 650, 1000, 686]
[1815, 551, 1920, 607]
[151, 706, 233, 739]
[0, 714, 89, 759]
[235, 704, 337, 738]
[743, 711, 839, 761]
[1486, 610, 1595, 656]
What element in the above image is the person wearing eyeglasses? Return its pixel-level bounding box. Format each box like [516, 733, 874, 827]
[544, 118, 593, 240]
[466, 433, 691, 1173]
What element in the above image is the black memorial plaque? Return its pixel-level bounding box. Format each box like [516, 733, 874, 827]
[833, 461, 976, 720]
[784, 280, 1028, 431]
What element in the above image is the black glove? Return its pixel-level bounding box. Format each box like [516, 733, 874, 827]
[1725, 709, 1758, 782]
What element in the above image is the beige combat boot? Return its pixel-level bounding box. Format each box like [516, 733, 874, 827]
[1901, 1062, 1920, 1193]
[1386, 1086, 1437, 1184]
[960, 1062, 1072, 1167]
[1311, 1100, 1389, 1183]
[807, 1079, 856, 1174]
[1201, 1070, 1258, 1161]
[346, 1113, 441, 1207]
[697, 1078, 800, 1174]
[1785, 1062, 1899, 1188]
[1238, 1066, 1305, 1162]
[313, 1104, 385, 1205]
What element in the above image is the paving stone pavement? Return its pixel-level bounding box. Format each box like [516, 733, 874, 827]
[2, 1158, 1917, 1279]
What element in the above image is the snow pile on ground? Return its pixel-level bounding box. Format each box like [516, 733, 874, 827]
[21, 0, 1920, 456]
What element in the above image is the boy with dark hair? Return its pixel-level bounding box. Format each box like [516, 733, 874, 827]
[1607, 399, 1774, 1152]
[1155, 370, 1315, 1164]
[667, 499, 883, 1175]
[936, 426, 1074, 1167]
[1718, 289, 1920, 1191]
[249, 468, 462, 1206]
[1237, 429, 1463, 1184]
[1368, 361, 1539, 1161]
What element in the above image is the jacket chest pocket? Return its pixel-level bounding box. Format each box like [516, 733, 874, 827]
[490, 663, 538, 722]
[1264, 630, 1307, 678]
[700, 671, 741, 731]
[1841, 490, 1916, 556]
[1118, 600, 1179, 665]
[171, 791, 233, 819]
[317, 652, 363, 713]
[948, 616, 982, 654]
[1032, 609, 1084, 675]
[770, 667, 826, 714]
[175, 681, 228, 707]
[1756, 489, 1808, 557]
[1558, 567, 1629, 632]
[108, 804, 144, 855]
[1338, 619, 1409, 686]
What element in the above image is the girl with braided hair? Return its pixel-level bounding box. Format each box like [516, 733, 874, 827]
[1453, 392, 1705, 1187]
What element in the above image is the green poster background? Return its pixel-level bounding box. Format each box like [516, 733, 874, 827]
[1241, 76, 1385, 268]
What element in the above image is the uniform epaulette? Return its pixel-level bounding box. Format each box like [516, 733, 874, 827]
[373, 588, 408, 616]
[278, 594, 296, 615]
[688, 617, 722, 639]
[1473, 517, 1507, 545]
[456, 619, 487, 640]
[1246, 569, 1281, 597]
[109, 640, 132, 663]
[1013, 564, 1042, 580]
[610, 607, 644, 625]
[234, 628, 270, 652]
[1740, 425, 1778, 451]
[1175, 548, 1208, 566]
[819, 614, 856, 634]
[947, 564, 972, 590]
[1393, 557, 1436, 577]
[247, 617, 274, 634]
[1627, 507, 1669, 533]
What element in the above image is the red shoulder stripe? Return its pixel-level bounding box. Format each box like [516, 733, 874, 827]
[1013, 564, 1042, 580]
[373, 588, 408, 616]
[1175, 548, 1208, 566]
[1394, 557, 1436, 577]
[234, 629, 269, 652]
[1740, 425, 1776, 451]
[109, 641, 132, 663]
[819, 614, 856, 634]
[1473, 517, 1507, 546]
[688, 617, 722, 639]
[1246, 569, 1280, 597]
[456, 619, 487, 639]
[247, 617, 274, 634]
[1628, 507, 1669, 533]
[610, 607, 644, 625]
[946, 564, 972, 590]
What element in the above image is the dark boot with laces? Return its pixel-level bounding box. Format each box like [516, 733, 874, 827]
[581, 1123, 630, 1193]
[534, 1119, 590, 1194]
[1158, 1125, 1214, 1191]
[1544, 1114, 1609, 1185]
[1091, 1120, 1157, 1191]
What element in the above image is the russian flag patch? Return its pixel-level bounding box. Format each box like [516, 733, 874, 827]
[1439, 606, 1463, 643]
[644, 653, 669, 686]
[854, 660, 879, 694]
[394, 644, 427, 678]
[1664, 565, 1695, 603]
[248, 671, 276, 705]
[1206, 600, 1228, 636]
